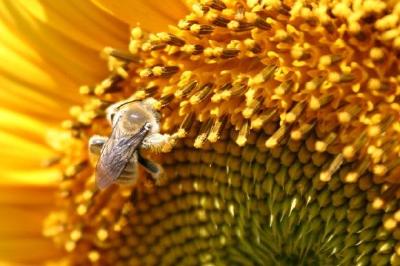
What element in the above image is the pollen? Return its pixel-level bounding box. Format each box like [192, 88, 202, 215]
[46, 0, 400, 265]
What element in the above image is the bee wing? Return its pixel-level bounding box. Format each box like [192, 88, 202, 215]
[95, 123, 150, 189]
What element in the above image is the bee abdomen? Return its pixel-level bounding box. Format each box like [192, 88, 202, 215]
[116, 155, 139, 185]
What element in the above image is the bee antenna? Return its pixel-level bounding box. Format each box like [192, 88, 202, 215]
[115, 99, 139, 110]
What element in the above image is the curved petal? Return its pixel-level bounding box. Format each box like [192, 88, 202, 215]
[0, 0, 133, 264]
[92, 0, 190, 31]
[0, 110, 61, 185]
[0, 0, 129, 87]
[0, 184, 62, 264]
[0, 0, 130, 185]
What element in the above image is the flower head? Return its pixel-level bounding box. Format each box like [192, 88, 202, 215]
[3, 0, 400, 265]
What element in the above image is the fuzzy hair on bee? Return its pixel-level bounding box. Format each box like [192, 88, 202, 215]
[88, 98, 174, 190]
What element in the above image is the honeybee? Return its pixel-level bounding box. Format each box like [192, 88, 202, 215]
[88, 98, 173, 189]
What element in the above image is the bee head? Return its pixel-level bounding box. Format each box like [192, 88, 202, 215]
[106, 98, 160, 133]
[120, 104, 152, 131]
[106, 99, 140, 126]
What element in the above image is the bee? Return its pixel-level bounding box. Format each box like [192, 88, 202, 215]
[88, 98, 173, 189]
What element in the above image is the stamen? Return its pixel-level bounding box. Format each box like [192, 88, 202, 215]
[175, 80, 198, 98]
[140, 66, 180, 78]
[178, 112, 196, 138]
[103, 47, 140, 62]
[159, 94, 174, 107]
[206, 0, 226, 11]
[255, 18, 271, 30]
[190, 83, 214, 104]
[251, 109, 276, 130]
[236, 120, 249, 146]
[221, 49, 240, 59]
[194, 119, 213, 148]
[291, 122, 315, 140]
[344, 158, 370, 183]
[94, 75, 123, 95]
[285, 101, 306, 123]
[212, 16, 230, 27]
[315, 132, 337, 153]
[144, 85, 159, 97]
[342, 132, 368, 160]
[266, 124, 289, 148]
[49, 1, 400, 264]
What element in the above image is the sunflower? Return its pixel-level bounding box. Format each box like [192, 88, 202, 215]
[2, 0, 400, 265]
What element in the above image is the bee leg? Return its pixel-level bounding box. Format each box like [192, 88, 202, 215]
[137, 152, 166, 185]
[141, 133, 176, 152]
[88, 135, 108, 155]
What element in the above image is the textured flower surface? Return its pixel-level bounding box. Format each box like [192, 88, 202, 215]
[0, 0, 179, 264]
[2, 0, 400, 265]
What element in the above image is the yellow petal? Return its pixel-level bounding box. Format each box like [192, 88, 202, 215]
[92, 0, 189, 31]
[1, 4, 107, 85]
[0, 205, 53, 236]
[0, 108, 57, 143]
[0, 1, 133, 264]
[0, 0, 130, 100]
[6, 0, 128, 51]
[0, 0, 130, 186]
[0, 238, 61, 264]
[0, 76, 71, 121]
[0, 184, 57, 205]
[0, 108, 62, 185]
[0, 184, 61, 264]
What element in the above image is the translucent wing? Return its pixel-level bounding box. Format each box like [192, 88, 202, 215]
[95, 123, 150, 189]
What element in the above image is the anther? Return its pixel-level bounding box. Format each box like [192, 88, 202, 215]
[192, 24, 214, 35]
[177, 112, 196, 138]
[158, 66, 180, 77]
[175, 81, 198, 98]
[142, 66, 180, 78]
[212, 16, 230, 27]
[285, 101, 305, 123]
[342, 132, 368, 159]
[261, 65, 278, 82]
[221, 49, 240, 59]
[290, 122, 315, 140]
[159, 94, 174, 107]
[182, 44, 205, 55]
[230, 21, 254, 32]
[190, 83, 213, 104]
[315, 132, 337, 153]
[206, 0, 226, 11]
[144, 85, 159, 97]
[229, 80, 248, 97]
[79, 85, 94, 95]
[266, 124, 289, 148]
[103, 47, 140, 62]
[305, 76, 324, 91]
[344, 158, 370, 183]
[255, 18, 271, 30]
[150, 43, 167, 51]
[164, 33, 186, 46]
[208, 115, 228, 143]
[194, 119, 213, 148]
[236, 121, 249, 146]
[320, 154, 344, 182]
[251, 109, 276, 130]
